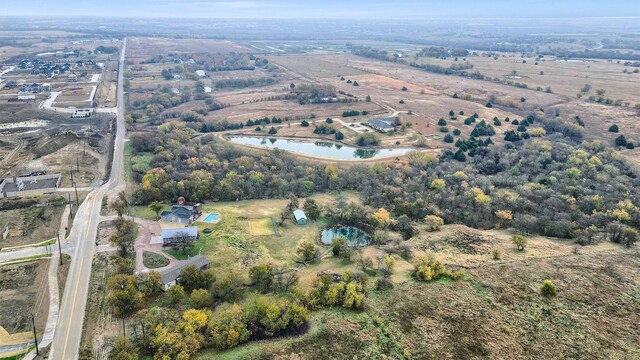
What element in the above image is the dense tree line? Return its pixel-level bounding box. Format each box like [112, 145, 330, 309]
[214, 77, 277, 89]
[130, 113, 640, 240]
[409, 61, 476, 76]
[417, 46, 469, 58]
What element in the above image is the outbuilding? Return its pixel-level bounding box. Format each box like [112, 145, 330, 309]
[293, 209, 308, 225]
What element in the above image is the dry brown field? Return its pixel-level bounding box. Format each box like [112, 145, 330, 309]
[126, 39, 639, 160]
[412, 53, 640, 104]
[126, 38, 252, 58]
[0, 260, 49, 337]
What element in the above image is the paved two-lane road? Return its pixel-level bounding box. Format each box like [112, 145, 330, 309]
[47, 38, 127, 360]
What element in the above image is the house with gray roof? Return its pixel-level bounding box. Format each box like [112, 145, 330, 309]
[161, 205, 195, 224]
[367, 116, 399, 133]
[158, 255, 210, 291]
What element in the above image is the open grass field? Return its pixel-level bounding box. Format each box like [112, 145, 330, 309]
[135, 192, 364, 282]
[412, 53, 640, 105]
[247, 217, 276, 236]
[0, 206, 64, 248]
[197, 226, 640, 360]
[0, 32, 92, 62]
[269, 54, 368, 79]
[204, 98, 385, 124]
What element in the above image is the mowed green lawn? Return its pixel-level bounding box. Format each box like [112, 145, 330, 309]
[133, 192, 359, 273]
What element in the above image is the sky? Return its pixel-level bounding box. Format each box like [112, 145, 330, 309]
[3, 0, 639, 18]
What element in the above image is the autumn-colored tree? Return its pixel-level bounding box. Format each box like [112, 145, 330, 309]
[307, 272, 366, 310]
[413, 255, 463, 282]
[167, 284, 185, 306]
[296, 240, 317, 262]
[332, 236, 346, 256]
[152, 309, 210, 359]
[471, 187, 491, 207]
[372, 208, 391, 229]
[540, 280, 557, 297]
[209, 304, 250, 349]
[430, 178, 446, 192]
[424, 215, 444, 232]
[495, 210, 513, 229]
[106, 274, 142, 316]
[512, 234, 527, 252]
[109, 337, 139, 360]
[303, 199, 321, 221]
[179, 265, 215, 292]
[212, 272, 245, 303]
[622, 227, 639, 248]
[139, 271, 164, 297]
[382, 255, 395, 276]
[249, 263, 274, 292]
[190, 288, 213, 309]
[343, 281, 365, 309]
[495, 210, 513, 222]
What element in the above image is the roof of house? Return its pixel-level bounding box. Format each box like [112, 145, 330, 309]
[161, 205, 194, 220]
[293, 209, 307, 221]
[161, 226, 198, 239]
[368, 117, 397, 129]
[158, 255, 209, 285]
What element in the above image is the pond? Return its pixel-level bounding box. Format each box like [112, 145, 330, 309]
[227, 136, 413, 160]
[321, 226, 370, 247]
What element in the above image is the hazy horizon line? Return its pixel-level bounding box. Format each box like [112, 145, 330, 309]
[2, 15, 640, 20]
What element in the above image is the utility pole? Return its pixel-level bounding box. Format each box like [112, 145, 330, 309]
[74, 181, 80, 207]
[76, 152, 79, 171]
[31, 314, 39, 356]
[68, 193, 73, 218]
[57, 233, 63, 265]
[120, 283, 126, 336]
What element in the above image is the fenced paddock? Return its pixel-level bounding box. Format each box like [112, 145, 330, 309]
[247, 217, 278, 236]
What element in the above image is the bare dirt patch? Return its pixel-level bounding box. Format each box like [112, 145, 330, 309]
[0, 260, 49, 336]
